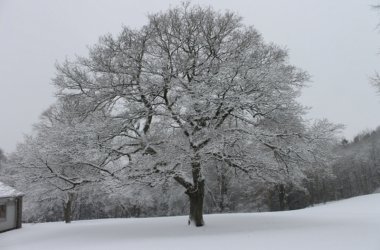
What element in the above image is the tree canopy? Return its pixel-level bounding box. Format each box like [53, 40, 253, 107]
[9, 3, 341, 227]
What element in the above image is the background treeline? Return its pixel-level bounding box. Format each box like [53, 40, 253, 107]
[306, 127, 380, 204]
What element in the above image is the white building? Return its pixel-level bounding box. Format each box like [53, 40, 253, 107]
[0, 182, 23, 233]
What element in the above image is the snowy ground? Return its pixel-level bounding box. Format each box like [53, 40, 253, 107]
[1, 194, 380, 250]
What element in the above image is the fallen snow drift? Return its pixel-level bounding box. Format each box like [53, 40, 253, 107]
[1, 194, 380, 250]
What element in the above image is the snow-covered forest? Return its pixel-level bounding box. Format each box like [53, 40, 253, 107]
[0, 3, 380, 247]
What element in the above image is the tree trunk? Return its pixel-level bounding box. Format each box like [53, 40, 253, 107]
[173, 154, 206, 227]
[64, 200, 72, 223]
[63, 192, 75, 223]
[186, 179, 205, 227]
[219, 167, 228, 212]
[277, 184, 287, 211]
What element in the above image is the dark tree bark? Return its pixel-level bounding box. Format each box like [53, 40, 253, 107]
[63, 201, 72, 223]
[16, 197, 23, 229]
[174, 155, 205, 227]
[186, 179, 205, 227]
[218, 166, 228, 212]
[277, 184, 287, 211]
[63, 192, 75, 223]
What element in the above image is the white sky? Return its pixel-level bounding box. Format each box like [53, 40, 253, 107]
[1, 0, 380, 153]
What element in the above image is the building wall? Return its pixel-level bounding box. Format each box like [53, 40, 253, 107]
[0, 198, 17, 232]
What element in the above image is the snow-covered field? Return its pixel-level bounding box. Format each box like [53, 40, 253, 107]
[1, 194, 380, 250]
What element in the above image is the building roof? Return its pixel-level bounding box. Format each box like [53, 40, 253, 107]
[0, 181, 23, 198]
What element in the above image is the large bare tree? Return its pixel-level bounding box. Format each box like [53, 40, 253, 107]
[54, 4, 338, 226]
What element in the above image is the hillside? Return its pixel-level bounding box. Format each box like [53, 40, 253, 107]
[1, 194, 379, 250]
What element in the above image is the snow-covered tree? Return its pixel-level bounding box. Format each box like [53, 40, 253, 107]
[331, 128, 380, 198]
[11, 98, 125, 223]
[0, 148, 5, 163]
[53, 3, 340, 226]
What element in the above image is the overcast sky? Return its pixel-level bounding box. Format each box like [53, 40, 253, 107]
[1, 0, 380, 153]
